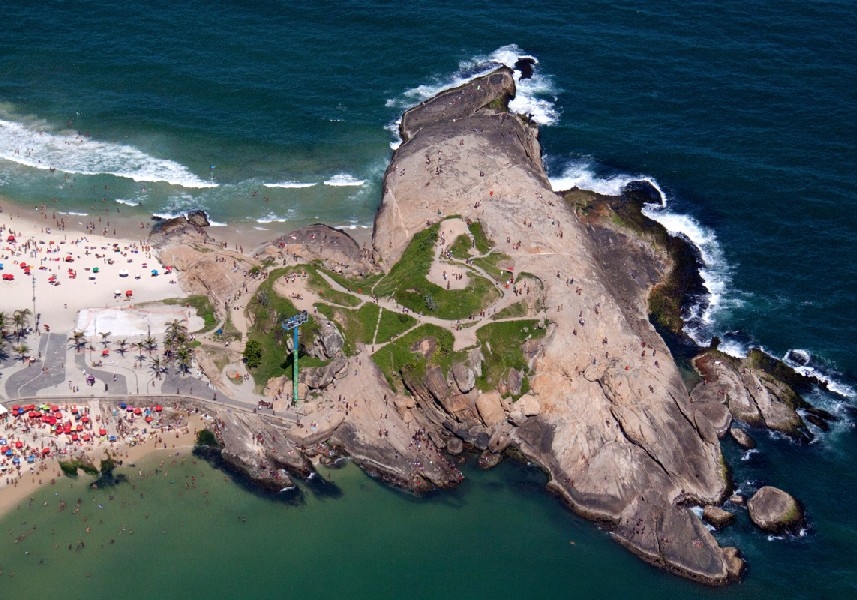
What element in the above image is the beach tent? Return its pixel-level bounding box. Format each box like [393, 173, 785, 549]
[0, 405, 7, 416]
[119, 269, 129, 277]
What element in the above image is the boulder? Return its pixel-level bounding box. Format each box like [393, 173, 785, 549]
[446, 437, 464, 455]
[721, 547, 745, 580]
[452, 361, 476, 394]
[319, 323, 345, 358]
[506, 368, 524, 396]
[476, 391, 506, 427]
[477, 451, 502, 469]
[729, 427, 755, 449]
[300, 357, 347, 390]
[516, 394, 541, 417]
[703, 505, 736, 529]
[747, 486, 804, 533]
[729, 494, 745, 506]
[488, 427, 512, 454]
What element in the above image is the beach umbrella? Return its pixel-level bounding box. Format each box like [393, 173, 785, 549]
[14, 441, 23, 449]
[99, 428, 107, 436]
[71, 434, 79, 442]
[29, 411, 40, 418]
[145, 416, 153, 423]
[51, 405, 60, 412]
[26, 455, 35, 463]
[40, 403, 49, 411]
[5, 449, 13, 456]
[108, 435, 117, 442]
[134, 407, 142, 415]
[11, 405, 20, 412]
[154, 405, 163, 412]
[119, 402, 127, 409]
[76, 424, 83, 432]
[41, 448, 50, 455]
[125, 290, 133, 297]
[81, 416, 90, 423]
[119, 270, 129, 277]
[24, 404, 35, 411]
[1, 445, 9, 452]
[12, 457, 20, 465]
[126, 406, 134, 412]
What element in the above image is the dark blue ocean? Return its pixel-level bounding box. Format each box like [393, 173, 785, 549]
[1, 1, 855, 597]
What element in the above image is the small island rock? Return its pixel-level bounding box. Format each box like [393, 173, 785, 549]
[747, 486, 804, 533]
[729, 427, 756, 449]
[703, 505, 736, 529]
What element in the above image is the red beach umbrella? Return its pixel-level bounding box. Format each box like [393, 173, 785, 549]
[11, 405, 20, 412]
[154, 405, 163, 412]
[14, 441, 23, 449]
[51, 405, 60, 412]
[81, 416, 90, 423]
[133, 407, 142, 415]
[71, 434, 79, 442]
[41, 448, 51, 455]
[76, 424, 83, 432]
[99, 428, 107, 436]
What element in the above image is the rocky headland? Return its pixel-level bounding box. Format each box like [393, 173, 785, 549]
[150, 67, 835, 586]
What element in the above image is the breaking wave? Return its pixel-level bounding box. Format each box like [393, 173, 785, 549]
[0, 117, 217, 188]
[385, 44, 560, 149]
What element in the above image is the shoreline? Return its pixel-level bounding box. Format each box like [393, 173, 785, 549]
[0, 408, 205, 519]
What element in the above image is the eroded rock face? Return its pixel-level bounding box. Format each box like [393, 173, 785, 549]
[747, 486, 804, 533]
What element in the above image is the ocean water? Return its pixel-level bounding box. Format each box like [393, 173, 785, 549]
[1, 0, 855, 596]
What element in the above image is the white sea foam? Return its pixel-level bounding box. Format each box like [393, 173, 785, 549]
[548, 156, 732, 345]
[323, 173, 365, 187]
[263, 181, 317, 189]
[548, 157, 666, 202]
[115, 198, 139, 207]
[59, 211, 88, 216]
[256, 212, 289, 224]
[0, 118, 217, 188]
[386, 44, 560, 150]
[783, 349, 856, 398]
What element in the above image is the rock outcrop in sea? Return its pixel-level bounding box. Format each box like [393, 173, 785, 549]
[158, 66, 835, 586]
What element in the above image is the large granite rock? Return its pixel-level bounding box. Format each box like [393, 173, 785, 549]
[374, 67, 733, 584]
[703, 505, 736, 529]
[476, 391, 506, 428]
[747, 486, 804, 533]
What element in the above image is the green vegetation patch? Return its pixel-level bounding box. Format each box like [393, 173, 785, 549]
[245, 267, 322, 388]
[475, 319, 545, 396]
[372, 324, 463, 391]
[375, 308, 418, 344]
[449, 234, 472, 260]
[373, 224, 499, 319]
[315, 302, 379, 355]
[161, 295, 217, 332]
[305, 266, 362, 307]
[316, 265, 383, 295]
[493, 301, 528, 320]
[468, 220, 493, 254]
[472, 252, 513, 283]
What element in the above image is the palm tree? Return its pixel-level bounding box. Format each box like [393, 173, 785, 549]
[69, 330, 86, 352]
[164, 319, 189, 353]
[134, 341, 147, 362]
[117, 338, 128, 356]
[0, 311, 8, 339]
[14, 343, 29, 363]
[12, 309, 31, 341]
[175, 345, 193, 375]
[143, 334, 157, 355]
[149, 356, 163, 380]
[100, 331, 111, 348]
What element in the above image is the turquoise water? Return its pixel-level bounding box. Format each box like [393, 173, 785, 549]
[1, 1, 856, 595]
